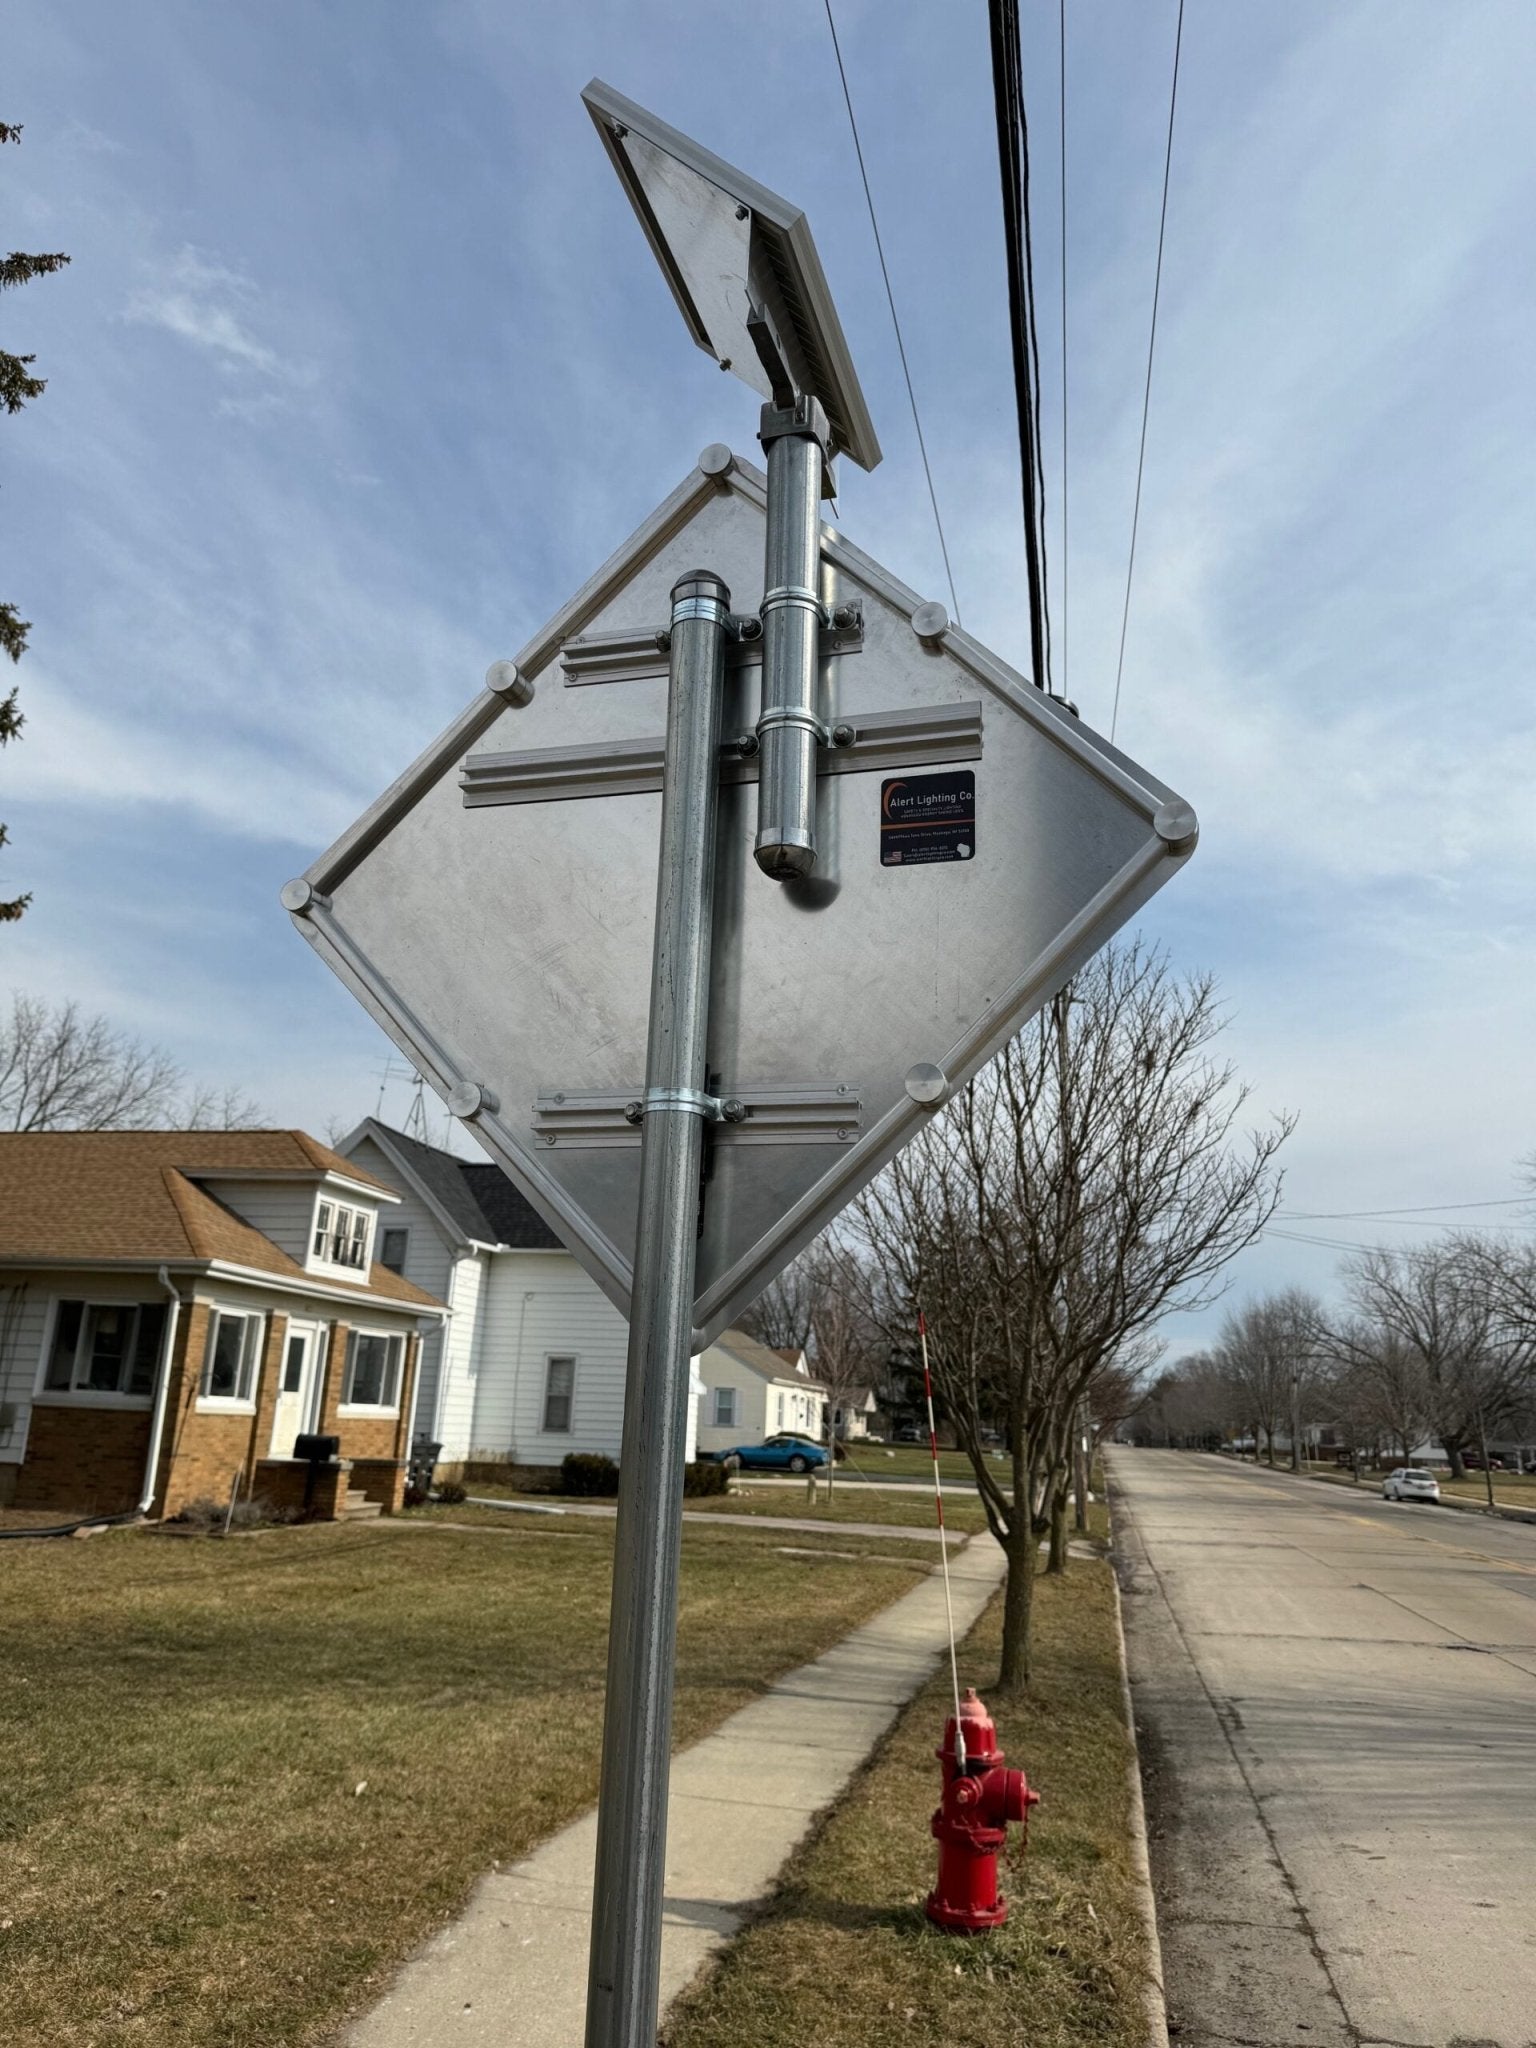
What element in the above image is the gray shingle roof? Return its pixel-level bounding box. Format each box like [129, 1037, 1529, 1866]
[359, 1122, 561, 1251]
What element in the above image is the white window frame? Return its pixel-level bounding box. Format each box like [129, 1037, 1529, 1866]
[198, 1308, 265, 1411]
[311, 1196, 374, 1273]
[340, 1328, 406, 1416]
[542, 1354, 576, 1435]
[35, 1297, 168, 1407]
[712, 1386, 737, 1429]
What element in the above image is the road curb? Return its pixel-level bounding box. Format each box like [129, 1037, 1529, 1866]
[1208, 1455, 1536, 1526]
[1107, 1507, 1171, 2048]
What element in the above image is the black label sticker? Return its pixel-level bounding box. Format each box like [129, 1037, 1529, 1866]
[880, 771, 976, 867]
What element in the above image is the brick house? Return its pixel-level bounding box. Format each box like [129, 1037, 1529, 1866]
[0, 1130, 446, 1522]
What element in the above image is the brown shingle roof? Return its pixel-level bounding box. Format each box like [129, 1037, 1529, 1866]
[0, 1130, 441, 1308]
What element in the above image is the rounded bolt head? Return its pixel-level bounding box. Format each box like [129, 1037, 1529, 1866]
[832, 602, 857, 630]
[911, 601, 949, 645]
[734, 204, 749, 221]
[279, 878, 324, 915]
[830, 723, 856, 748]
[735, 731, 760, 758]
[904, 1061, 949, 1108]
[1153, 800, 1199, 855]
[698, 442, 734, 479]
[721, 1098, 746, 1124]
[624, 1100, 644, 1125]
[448, 1082, 498, 1120]
[486, 660, 534, 707]
[656, 628, 672, 653]
[737, 613, 763, 641]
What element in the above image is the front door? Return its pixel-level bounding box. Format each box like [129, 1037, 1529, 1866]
[270, 1321, 324, 1457]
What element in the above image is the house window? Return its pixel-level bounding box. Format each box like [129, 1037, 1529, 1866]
[200, 1311, 263, 1404]
[42, 1301, 167, 1398]
[344, 1331, 404, 1410]
[312, 1199, 371, 1271]
[543, 1355, 575, 1434]
[379, 1227, 409, 1275]
[712, 1386, 737, 1429]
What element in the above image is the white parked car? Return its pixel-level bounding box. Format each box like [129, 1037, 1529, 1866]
[1382, 1467, 1440, 1504]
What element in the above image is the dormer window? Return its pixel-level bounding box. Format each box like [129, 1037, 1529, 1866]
[312, 1199, 371, 1271]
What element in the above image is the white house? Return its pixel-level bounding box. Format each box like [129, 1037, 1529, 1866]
[694, 1329, 827, 1456]
[341, 1120, 701, 1468]
[829, 1385, 881, 1442]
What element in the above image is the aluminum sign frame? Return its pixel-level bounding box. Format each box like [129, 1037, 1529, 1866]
[285, 449, 1196, 1347]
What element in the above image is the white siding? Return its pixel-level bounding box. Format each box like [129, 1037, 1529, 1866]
[0, 1278, 50, 1464]
[343, 1141, 455, 1300]
[433, 1251, 488, 1459]
[345, 1137, 457, 1440]
[210, 1181, 320, 1264]
[694, 1344, 771, 1454]
[470, 1254, 631, 1466]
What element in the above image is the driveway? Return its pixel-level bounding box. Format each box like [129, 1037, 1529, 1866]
[1110, 1449, 1536, 2048]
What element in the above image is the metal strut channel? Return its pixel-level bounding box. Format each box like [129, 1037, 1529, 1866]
[531, 1084, 863, 1147]
[461, 700, 983, 807]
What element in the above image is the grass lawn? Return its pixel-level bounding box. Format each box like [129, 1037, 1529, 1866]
[839, 1446, 1003, 1486]
[1, 1515, 924, 2048]
[661, 1544, 1149, 2048]
[686, 1486, 993, 1534]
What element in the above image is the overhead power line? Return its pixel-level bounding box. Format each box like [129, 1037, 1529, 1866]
[823, 0, 961, 626]
[988, 0, 1052, 692]
[1058, 0, 1069, 700]
[1110, 0, 1184, 743]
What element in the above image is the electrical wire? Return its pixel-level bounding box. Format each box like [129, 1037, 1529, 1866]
[1110, 0, 1184, 743]
[988, 0, 1052, 692]
[823, 0, 961, 626]
[1058, 0, 1069, 700]
[1283, 1197, 1531, 1221]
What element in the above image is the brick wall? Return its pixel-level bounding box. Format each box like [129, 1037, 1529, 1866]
[14, 1405, 152, 1515]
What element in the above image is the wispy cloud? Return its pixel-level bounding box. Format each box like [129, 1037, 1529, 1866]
[123, 245, 305, 386]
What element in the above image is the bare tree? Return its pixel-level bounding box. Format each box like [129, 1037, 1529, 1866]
[855, 941, 1290, 1691]
[802, 1243, 883, 1498]
[737, 1254, 816, 1354]
[0, 994, 264, 1131]
[1213, 1289, 1322, 1467]
[1341, 1241, 1527, 1479]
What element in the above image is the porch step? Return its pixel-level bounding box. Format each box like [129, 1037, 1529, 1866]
[341, 1489, 383, 1520]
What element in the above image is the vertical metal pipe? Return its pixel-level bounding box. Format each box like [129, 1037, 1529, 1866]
[754, 404, 826, 879]
[584, 568, 730, 2048]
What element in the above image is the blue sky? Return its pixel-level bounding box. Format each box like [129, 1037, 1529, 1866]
[6, 1, 1535, 1348]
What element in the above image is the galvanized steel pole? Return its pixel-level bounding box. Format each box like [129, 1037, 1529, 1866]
[584, 569, 731, 2048]
[754, 396, 831, 880]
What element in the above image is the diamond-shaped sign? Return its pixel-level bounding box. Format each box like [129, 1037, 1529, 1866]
[285, 448, 1196, 1346]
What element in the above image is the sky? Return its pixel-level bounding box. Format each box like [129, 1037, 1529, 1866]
[6, 0, 1535, 1351]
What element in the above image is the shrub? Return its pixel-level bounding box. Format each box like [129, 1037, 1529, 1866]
[682, 1459, 730, 1498]
[434, 1480, 468, 1505]
[166, 1495, 297, 1533]
[561, 1452, 619, 1497]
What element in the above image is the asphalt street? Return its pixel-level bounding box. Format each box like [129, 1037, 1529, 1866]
[1110, 1449, 1536, 2048]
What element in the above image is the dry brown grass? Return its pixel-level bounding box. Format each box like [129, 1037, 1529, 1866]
[661, 1545, 1149, 2048]
[0, 1514, 921, 2048]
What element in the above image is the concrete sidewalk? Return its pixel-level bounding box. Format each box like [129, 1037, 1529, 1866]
[345, 1535, 1007, 2047]
[464, 1494, 959, 1543]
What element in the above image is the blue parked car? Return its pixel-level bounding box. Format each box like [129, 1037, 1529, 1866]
[704, 1433, 830, 1474]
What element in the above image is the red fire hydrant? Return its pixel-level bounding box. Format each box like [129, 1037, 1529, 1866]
[925, 1687, 1039, 1934]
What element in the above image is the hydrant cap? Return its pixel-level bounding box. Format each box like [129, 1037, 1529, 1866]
[940, 1687, 1001, 1770]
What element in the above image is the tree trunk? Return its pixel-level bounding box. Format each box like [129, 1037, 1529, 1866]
[1444, 1438, 1466, 1480]
[995, 1526, 1035, 1694]
[1047, 1475, 1069, 1574]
